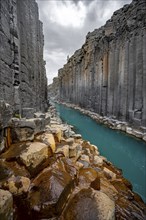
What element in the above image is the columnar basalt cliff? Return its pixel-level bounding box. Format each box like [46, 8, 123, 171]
[0, 0, 48, 115]
[52, 0, 146, 129]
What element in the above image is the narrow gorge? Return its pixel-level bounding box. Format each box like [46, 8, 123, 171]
[0, 0, 146, 219]
[50, 0, 146, 131]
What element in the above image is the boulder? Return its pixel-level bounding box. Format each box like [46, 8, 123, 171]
[50, 126, 62, 142]
[62, 188, 115, 220]
[10, 118, 35, 142]
[0, 189, 13, 220]
[27, 165, 72, 218]
[20, 142, 50, 175]
[10, 117, 47, 143]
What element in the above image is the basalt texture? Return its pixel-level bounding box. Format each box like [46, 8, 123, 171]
[51, 0, 146, 129]
[0, 0, 48, 115]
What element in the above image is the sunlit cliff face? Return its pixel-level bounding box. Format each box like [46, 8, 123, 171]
[36, 0, 131, 84]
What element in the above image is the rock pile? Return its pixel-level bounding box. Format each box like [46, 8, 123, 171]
[0, 105, 146, 219]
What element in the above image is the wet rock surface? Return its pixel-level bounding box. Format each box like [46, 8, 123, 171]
[62, 188, 115, 220]
[0, 105, 145, 219]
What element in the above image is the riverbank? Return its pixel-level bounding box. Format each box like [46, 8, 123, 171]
[56, 101, 146, 143]
[0, 104, 146, 219]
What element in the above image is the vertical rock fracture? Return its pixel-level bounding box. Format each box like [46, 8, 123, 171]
[0, 0, 48, 116]
[51, 0, 146, 129]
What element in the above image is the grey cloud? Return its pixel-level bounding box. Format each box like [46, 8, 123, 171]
[37, 0, 131, 83]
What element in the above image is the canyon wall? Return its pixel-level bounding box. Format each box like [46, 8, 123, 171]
[53, 0, 146, 128]
[0, 0, 48, 116]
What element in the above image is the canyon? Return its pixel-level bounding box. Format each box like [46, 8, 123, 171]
[49, 0, 146, 131]
[0, 0, 146, 219]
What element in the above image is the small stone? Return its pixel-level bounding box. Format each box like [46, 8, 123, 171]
[75, 161, 84, 169]
[93, 156, 103, 165]
[72, 134, 82, 139]
[0, 189, 13, 220]
[143, 134, 146, 142]
[103, 167, 116, 179]
[132, 130, 142, 138]
[56, 145, 69, 157]
[91, 144, 98, 152]
[80, 154, 90, 163]
[126, 127, 132, 135]
[4, 176, 30, 195]
[34, 112, 46, 119]
[116, 124, 122, 130]
[65, 138, 74, 145]
[69, 145, 77, 158]
[79, 168, 98, 185]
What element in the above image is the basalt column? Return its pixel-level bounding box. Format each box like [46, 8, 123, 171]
[0, 0, 48, 116]
[53, 0, 146, 128]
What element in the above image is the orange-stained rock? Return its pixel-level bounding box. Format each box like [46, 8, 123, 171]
[19, 142, 50, 176]
[78, 168, 99, 186]
[27, 160, 74, 219]
[36, 133, 56, 153]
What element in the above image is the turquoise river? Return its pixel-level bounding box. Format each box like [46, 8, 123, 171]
[55, 103, 146, 203]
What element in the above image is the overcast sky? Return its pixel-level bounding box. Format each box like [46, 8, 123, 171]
[36, 0, 131, 84]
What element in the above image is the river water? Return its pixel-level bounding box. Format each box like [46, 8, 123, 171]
[55, 103, 146, 203]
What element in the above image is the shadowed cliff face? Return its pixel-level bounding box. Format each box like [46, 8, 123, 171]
[0, 0, 48, 115]
[51, 0, 146, 128]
